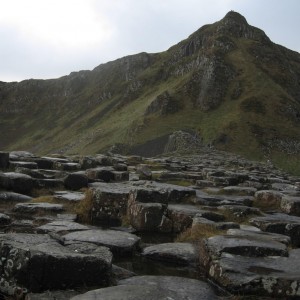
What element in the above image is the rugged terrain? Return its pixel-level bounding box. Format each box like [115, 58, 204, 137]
[0, 150, 300, 299]
[1, 11, 300, 174]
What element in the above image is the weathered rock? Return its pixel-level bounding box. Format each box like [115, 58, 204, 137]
[207, 249, 300, 297]
[64, 171, 89, 190]
[54, 162, 81, 171]
[221, 186, 257, 196]
[227, 228, 291, 245]
[0, 192, 32, 203]
[71, 276, 219, 300]
[25, 290, 80, 300]
[111, 264, 136, 282]
[201, 234, 288, 269]
[218, 205, 261, 218]
[0, 152, 9, 169]
[136, 164, 152, 180]
[0, 213, 11, 225]
[129, 181, 196, 204]
[13, 203, 64, 216]
[128, 201, 166, 231]
[91, 182, 133, 226]
[71, 285, 180, 300]
[166, 204, 225, 233]
[254, 190, 283, 209]
[86, 167, 129, 182]
[36, 179, 65, 190]
[9, 161, 38, 170]
[280, 195, 300, 216]
[9, 151, 35, 161]
[63, 229, 140, 256]
[0, 172, 35, 194]
[250, 213, 300, 246]
[118, 276, 218, 300]
[142, 242, 198, 266]
[79, 156, 101, 169]
[195, 190, 254, 207]
[0, 233, 112, 295]
[37, 221, 89, 234]
[54, 191, 85, 203]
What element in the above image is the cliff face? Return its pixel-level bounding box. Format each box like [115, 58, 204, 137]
[1, 11, 300, 173]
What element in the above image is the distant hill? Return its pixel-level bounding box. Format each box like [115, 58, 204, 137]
[1, 11, 300, 174]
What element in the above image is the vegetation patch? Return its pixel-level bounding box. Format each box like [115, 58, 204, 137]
[240, 97, 266, 114]
[74, 189, 94, 224]
[175, 224, 222, 242]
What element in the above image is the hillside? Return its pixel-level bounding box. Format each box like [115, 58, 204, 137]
[1, 11, 300, 173]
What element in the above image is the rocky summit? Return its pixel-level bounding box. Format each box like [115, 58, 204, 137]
[0, 11, 300, 174]
[0, 149, 299, 299]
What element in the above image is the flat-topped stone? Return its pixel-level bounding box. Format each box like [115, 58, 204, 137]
[0, 192, 32, 202]
[202, 234, 288, 262]
[117, 276, 218, 300]
[13, 202, 64, 215]
[207, 249, 300, 298]
[37, 221, 89, 234]
[142, 242, 198, 266]
[54, 191, 85, 202]
[227, 228, 291, 245]
[250, 213, 300, 246]
[0, 172, 35, 194]
[0, 233, 112, 295]
[63, 229, 140, 256]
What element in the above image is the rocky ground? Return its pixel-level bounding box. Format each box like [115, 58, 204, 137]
[0, 150, 299, 299]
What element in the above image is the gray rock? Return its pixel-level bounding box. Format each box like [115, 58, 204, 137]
[37, 221, 89, 233]
[142, 242, 198, 266]
[227, 228, 291, 245]
[0, 233, 112, 295]
[54, 191, 85, 202]
[54, 162, 81, 171]
[91, 182, 132, 226]
[0, 213, 11, 225]
[0, 192, 32, 202]
[207, 249, 300, 297]
[25, 290, 80, 300]
[201, 234, 288, 265]
[0, 172, 35, 194]
[280, 195, 300, 215]
[86, 167, 128, 182]
[118, 276, 218, 300]
[64, 171, 89, 190]
[63, 229, 140, 256]
[111, 264, 136, 282]
[9, 161, 38, 170]
[13, 202, 64, 215]
[221, 186, 257, 196]
[250, 213, 300, 246]
[136, 164, 152, 180]
[9, 151, 35, 161]
[71, 285, 180, 300]
[128, 201, 165, 232]
[36, 179, 64, 189]
[254, 190, 283, 208]
[0, 152, 9, 169]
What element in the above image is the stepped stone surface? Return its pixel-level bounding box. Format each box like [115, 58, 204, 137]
[142, 242, 198, 266]
[13, 202, 64, 215]
[0, 148, 300, 298]
[0, 233, 112, 295]
[63, 229, 140, 256]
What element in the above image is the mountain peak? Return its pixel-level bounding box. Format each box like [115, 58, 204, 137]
[223, 10, 249, 26]
[217, 10, 268, 42]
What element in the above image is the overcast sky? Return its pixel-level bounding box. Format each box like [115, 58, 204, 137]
[1, 0, 299, 82]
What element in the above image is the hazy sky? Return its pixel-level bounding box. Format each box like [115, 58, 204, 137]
[1, 0, 299, 82]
